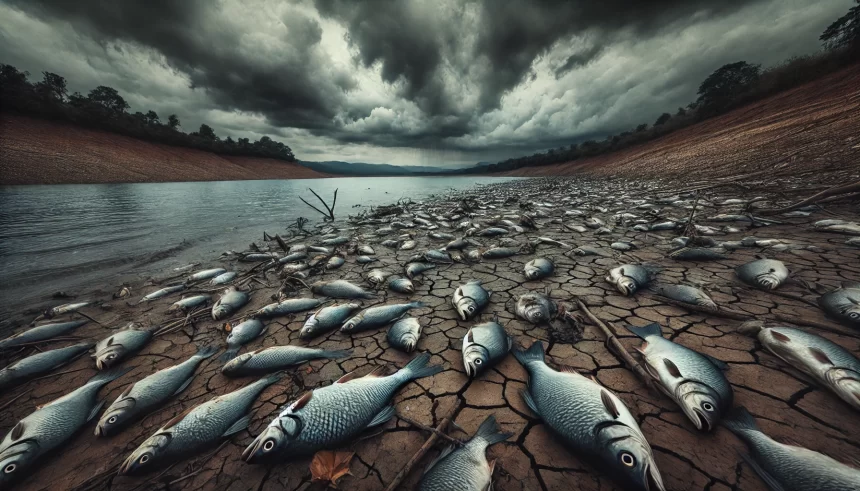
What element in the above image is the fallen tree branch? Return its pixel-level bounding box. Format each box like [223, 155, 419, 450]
[757, 180, 860, 215]
[575, 299, 655, 392]
[384, 399, 462, 491]
[397, 413, 465, 447]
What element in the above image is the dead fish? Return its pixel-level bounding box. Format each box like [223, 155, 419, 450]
[524, 257, 554, 280]
[289, 244, 307, 254]
[571, 246, 601, 256]
[584, 217, 604, 229]
[0, 320, 88, 350]
[668, 247, 727, 261]
[357, 245, 375, 255]
[606, 265, 652, 296]
[210, 272, 238, 286]
[279, 252, 308, 264]
[300, 304, 362, 339]
[93, 325, 153, 370]
[430, 232, 455, 240]
[326, 256, 345, 270]
[240, 253, 277, 262]
[222, 346, 352, 377]
[221, 319, 266, 361]
[452, 280, 491, 321]
[424, 249, 453, 263]
[462, 320, 511, 378]
[653, 284, 717, 310]
[44, 302, 92, 318]
[532, 237, 569, 248]
[186, 268, 227, 283]
[367, 269, 393, 287]
[735, 259, 788, 290]
[381, 239, 399, 248]
[212, 287, 250, 320]
[473, 227, 508, 237]
[167, 295, 211, 313]
[254, 298, 325, 319]
[139, 285, 186, 304]
[389, 277, 415, 294]
[308, 246, 331, 254]
[817, 282, 860, 327]
[0, 342, 94, 391]
[406, 262, 435, 279]
[311, 280, 374, 299]
[341, 302, 424, 333]
[564, 224, 588, 233]
[466, 250, 483, 262]
[611, 242, 636, 251]
[482, 247, 519, 259]
[387, 317, 422, 352]
[321, 237, 348, 246]
[400, 240, 417, 250]
[515, 293, 558, 324]
[356, 255, 378, 264]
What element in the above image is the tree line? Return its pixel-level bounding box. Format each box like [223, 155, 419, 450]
[0, 66, 295, 162]
[479, 1, 860, 174]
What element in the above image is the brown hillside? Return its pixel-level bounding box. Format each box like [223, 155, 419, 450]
[0, 115, 330, 185]
[500, 63, 860, 179]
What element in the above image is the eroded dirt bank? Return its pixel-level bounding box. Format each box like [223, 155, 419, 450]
[0, 175, 858, 491]
[500, 64, 860, 179]
[0, 115, 330, 185]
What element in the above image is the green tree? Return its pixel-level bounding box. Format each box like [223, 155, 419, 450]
[696, 61, 761, 110]
[198, 123, 217, 140]
[35, 72, 67, 101]
[820, 0, 860, 50]
[87, 86, 129, 113]
[654, 113, 671, 126]
[676, 106, 687, 116]
[145, 110, 160, 125]
[636, 123, 648, 132]
[167, 114, 180, 129]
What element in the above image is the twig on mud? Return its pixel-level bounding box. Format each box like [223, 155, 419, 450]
[757, 180, 860, 215]
[397, 413, 465, 447]
[574, 299, 655, 392]
[682, 193, 701, 238]
[300, 188, 338, 221]
[384, 399, 462, 491]
[646, 295, 750, 320]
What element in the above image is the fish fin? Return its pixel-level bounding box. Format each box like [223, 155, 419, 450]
[808, 347, 833, 365]
[87, 366, 133, 387]
[633, 342, 648, 355]
[87, 400, 107, 423]
[10, 422, 24, 441]
[291, 391, 313, 411]
[423, 444, 457, 474]
[738, 453, 785, 491]
[720, 406, 760, 435]
[512, 341, 545, 366]
[474, 414, 513, 446]
[161, 405, 196, 430]
[195, 345, 219, 359]
[600, 390, 621, 419]
[336, 371, 359, 384]
[364, 365, 388, 378]
[771, 331, 791, 343]
[173, 375, 195, 396]
[663, 358, 682, 378]
[701, 353, 729, 371]
[219, 348, 240, 363]
[400, 352, 443, 381]
[367, 405, 396, 428]
[624, 323, 663, 339]
[222, 414, 252, 438]
[520, 390, 539, 416]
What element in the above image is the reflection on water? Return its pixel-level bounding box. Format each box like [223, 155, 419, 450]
[0, 176, 520, 316]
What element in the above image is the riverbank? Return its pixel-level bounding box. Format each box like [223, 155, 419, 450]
[0, 114, 332, 185]
[0, 176, 858, 490]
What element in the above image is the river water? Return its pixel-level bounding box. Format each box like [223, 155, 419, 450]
[0, 176, 520, 317]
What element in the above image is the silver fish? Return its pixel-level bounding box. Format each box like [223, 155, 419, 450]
[242, 353, 442, 462]
[289, 244, 307, 254]
[300, 304, 362, 339]
[0, 320, 88, 349]
[387, 317, 422, 352]
[668, 247, 727, 261]
[321, 237, 349, 246]
[625, 323, 732, 431]
[254, 298, 325, 319]
[513, 343, 665, 491]
[418, 415, 511, 491]
[93, 325, 153, 370]
[452, 280, 491, 321]
[212, 287, 250, 320]
[585, 217, 605, 229]
[311, 280, 373, 299]
[818, 283, 860, 326]
[44, 302, 92, 318]
[0, 368, 131, 487]
[221, 346, 352, 377]
[341, 302, 424, 333]
[0, 342, 94, 390]
[482, 247, 520, 259]
[278, 252, 308, 264]
[388, 277, 415, 294]
[653, 284, 717, 310]
[424, 249, 453, 263]
[367, 269, 393, 287]
[381, 239, 399, 248]
[358, 245, 375, 255]
[722, 406, 860, 490]
[462, 320, 511, 378]
[222, 319, 267, 360]
[241, 253, 277, 262]
[524, 257, 554, 280]
[400, 240, 417, 250]
[606, 264, 651, 296]
[571, 246, 601, 256]
[308, 245, 331, 254]
[167, 294, 211, 313]
[466, 250, 483, 262]
[406, 262, 435, 279]
[118, 375, 280, 475]
[515, 293, 557, 323]
[735, 259, 788, 290]
[743, 323, 860, 411]
[356, 255, 378, 264]
[564, 224, 588, 233]
[430, 232, 455, 240]
[209, 272, 238, 286]
[186, 268, 227, 283]
[281, 262, 310, 275]
[326, 256, 345, 270]
[95, 346, 217, 436]
[139, 285, 186, 303]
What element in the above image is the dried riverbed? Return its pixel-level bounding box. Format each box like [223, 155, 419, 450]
[1, 174, 859, 491]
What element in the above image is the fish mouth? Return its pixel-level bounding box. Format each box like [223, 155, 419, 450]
[644, 463, 666, 491]
[693, 410, 711, 432]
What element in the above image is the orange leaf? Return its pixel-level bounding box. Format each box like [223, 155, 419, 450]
[305, 366, 314, 374]
[310, 450, 354, 488]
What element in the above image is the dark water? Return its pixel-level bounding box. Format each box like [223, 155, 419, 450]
[0, 176, 520, 317]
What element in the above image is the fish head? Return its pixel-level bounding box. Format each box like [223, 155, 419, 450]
[754, 271, 782, 290]
[614, 276, 638, 297]
[340, 315, 363, 333]
[0, 440, 38, 486]
[399, 280, 415, 293]
[94, 345, 127, 370]
[299, 316, 319, 339]
[118, 433, 171, 475]
[677, 383, 724, 432]
[95, 395, 137, 437]
[598, 426, 666, 491]
[212, 304, 230, 320]
[825, 368, 860, 410]
[462, 344, 490, 378]
[524, 267, 541, 281]
[242, 415, 302, 464]
[455, 298, 478, 321]
[222, 353, 254, 375]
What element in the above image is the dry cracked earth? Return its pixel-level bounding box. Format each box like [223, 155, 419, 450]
[1, 175, 859, 491]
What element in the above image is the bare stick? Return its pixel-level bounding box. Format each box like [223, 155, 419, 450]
[757, 180, 860, 215]
[384, 400, 462, 491]
[299, 197, 330, 219]
[575, 299, 655, 392]
[397, 414, 464, 447]
[645, 294, 751, 321]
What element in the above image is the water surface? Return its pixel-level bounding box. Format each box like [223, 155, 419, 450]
[0, 176, 519, 317]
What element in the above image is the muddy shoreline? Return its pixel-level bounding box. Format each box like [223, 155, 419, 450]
[0, 174, 858, 491]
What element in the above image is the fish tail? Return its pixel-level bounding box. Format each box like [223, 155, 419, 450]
[195, 345, 219, 359]
[512, 341, 545, 366]
[408, 301, 426, 309]
[721, 406, 760, 436]
[473, 414, 513, 446]
[258, 372, 284, 388]
[624, 322, 663, 339]
[319, 348, 353, 360]
[737, 321, 764, 337]
[87, 366, 133, 387]
[399, 352, 443, 381]
[219, 348, 240, 363]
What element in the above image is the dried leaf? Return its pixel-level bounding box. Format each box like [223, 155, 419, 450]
[305, 366, 314, 374]
[310, 450, 354, 488]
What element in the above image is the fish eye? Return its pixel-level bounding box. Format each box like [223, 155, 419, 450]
[769, 268, 776, 273]
[4, 464, 16, 474]
[139, 455, 150, 464]
[107, 354, 116, 360]
[619, 452, 636, 468]
[108, 416, 118, 424]
[702, 402, 714, 412]
[467, 306, 475, 312]
[263, 439, 276, 451]
[474, 359, 483, 365]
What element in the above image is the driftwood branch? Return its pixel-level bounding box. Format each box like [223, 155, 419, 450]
[575, 299, 655, 392]
[384, 399, 462, 491]
[757, 180, 860, 215]
[302, 188, 339, 221]
[397, 413, 464, 447]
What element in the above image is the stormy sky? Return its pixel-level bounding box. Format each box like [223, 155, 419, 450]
[0, 0, 851, 167]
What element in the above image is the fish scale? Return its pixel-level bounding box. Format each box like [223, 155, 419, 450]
[221, 346, 350, 376]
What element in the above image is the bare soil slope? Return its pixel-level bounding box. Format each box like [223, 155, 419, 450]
[0, 115, 330, 184]
[501, 64, 860, 179]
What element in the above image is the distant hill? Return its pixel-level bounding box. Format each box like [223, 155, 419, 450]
[298, 160, 457, 176]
